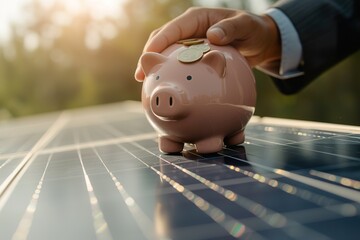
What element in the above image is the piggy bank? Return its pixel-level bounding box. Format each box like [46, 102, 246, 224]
[139, 39, 256, 154]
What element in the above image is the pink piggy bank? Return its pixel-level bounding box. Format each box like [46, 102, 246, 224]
[139, 39, 256, 154]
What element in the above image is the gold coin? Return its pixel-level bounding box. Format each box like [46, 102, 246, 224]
[177, 48, 203, 63]
[177, 38, 199, 44]
[189, 43, 211, 53]
[182, 39, 205, 46]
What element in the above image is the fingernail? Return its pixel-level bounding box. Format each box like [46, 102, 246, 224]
[208, 27, 225, 41]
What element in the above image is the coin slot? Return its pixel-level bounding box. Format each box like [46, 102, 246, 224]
[156, 96, 159, 106]
[169, 97, 173, 107]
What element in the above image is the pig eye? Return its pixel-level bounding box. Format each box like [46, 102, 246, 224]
[186, 75, 192, 81]
[155, 75, 160, 80]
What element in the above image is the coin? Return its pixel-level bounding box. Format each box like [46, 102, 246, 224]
[177, 48, 203, 63]
[182, 39, 205, 46]
[189, 43, 211, 53]
[177, 38, 199, 44]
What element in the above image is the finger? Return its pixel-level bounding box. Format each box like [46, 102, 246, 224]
[136, 8, 209, 81]
[145, 28, 161, 50]
[143, 8, 210, 53]
[207, 12, 256, 45]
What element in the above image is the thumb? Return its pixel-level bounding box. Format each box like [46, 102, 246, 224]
[206, 14, 253, 45]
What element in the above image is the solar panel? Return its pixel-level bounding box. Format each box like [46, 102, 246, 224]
[0, 101, 359, 240]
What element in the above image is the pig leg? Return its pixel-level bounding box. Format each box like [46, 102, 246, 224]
[195, 137, 224, 154]
[159, 136, 184, 153]
[225, 131, 245, 146]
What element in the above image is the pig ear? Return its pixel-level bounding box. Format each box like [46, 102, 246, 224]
[201, 50, 226, 78]
[140, 52, 168, 79]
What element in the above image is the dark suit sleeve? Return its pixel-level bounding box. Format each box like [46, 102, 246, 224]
[270, 0, 360, 94]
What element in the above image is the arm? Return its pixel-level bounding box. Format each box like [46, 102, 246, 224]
[269, 0, 360, 94]
[257, 8, 303, 79]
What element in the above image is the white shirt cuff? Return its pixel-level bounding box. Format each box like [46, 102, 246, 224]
[257, 8, 304, 80]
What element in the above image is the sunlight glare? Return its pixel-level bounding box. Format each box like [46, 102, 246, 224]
[0, 0, 128, 43]
[42, 0, 128, 20]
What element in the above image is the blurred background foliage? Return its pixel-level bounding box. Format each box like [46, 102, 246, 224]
[0, 0, 359, 125]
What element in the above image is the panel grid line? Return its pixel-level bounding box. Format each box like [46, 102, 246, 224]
[0, 112, 68, 210]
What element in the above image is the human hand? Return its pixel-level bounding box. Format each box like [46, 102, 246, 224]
[135, 7, 281, 81]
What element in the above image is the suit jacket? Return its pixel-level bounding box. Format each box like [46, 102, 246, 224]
[271, 0, 360, 94]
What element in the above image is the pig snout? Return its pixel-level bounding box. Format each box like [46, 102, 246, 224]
[150, 86, 187, 120]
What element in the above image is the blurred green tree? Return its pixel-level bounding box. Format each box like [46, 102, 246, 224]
[0, 0, 193, 117]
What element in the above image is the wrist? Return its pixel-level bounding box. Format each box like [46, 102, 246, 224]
[260, 14, 281, 64]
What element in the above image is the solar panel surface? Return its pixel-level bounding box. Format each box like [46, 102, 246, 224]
[0, 101, 359, 240]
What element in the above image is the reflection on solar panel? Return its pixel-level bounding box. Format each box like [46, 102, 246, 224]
[0, 101, 359, 240]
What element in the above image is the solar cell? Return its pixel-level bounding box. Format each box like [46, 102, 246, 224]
[0, 101, 359, 240]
